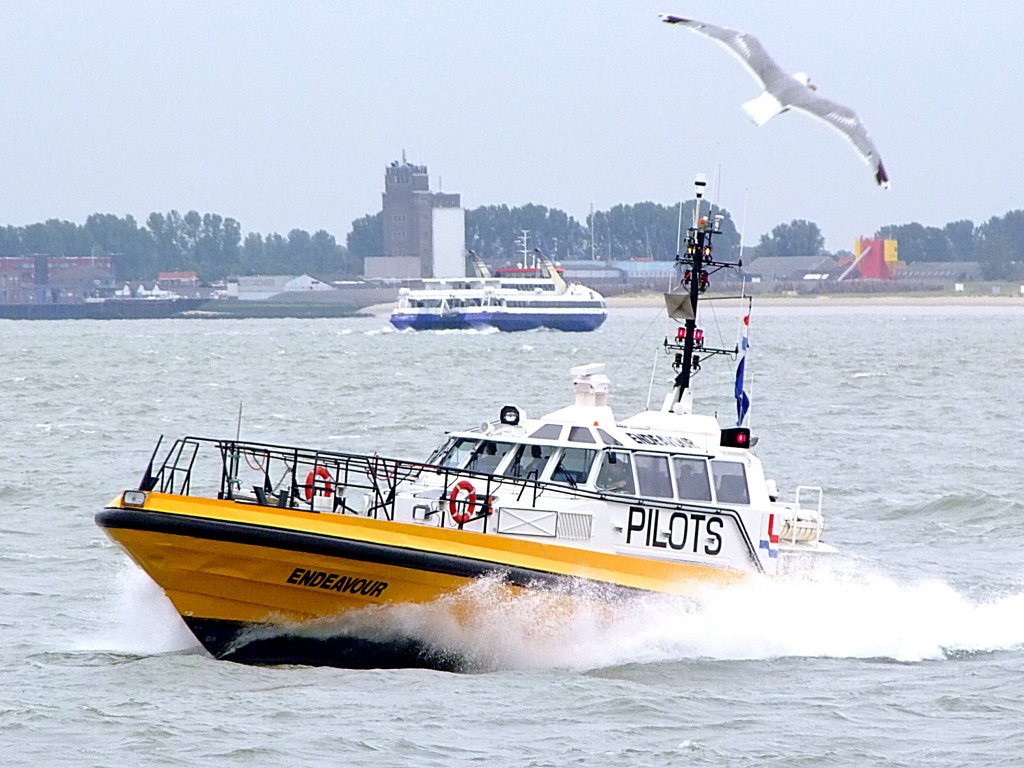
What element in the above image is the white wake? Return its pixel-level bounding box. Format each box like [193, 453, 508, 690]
[96, 562, 1024, 670]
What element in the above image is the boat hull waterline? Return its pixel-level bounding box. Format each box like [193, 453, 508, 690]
[97, 492, 742, 669]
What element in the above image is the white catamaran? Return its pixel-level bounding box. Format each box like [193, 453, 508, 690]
[389, 242, 607, 332]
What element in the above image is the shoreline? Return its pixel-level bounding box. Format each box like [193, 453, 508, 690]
[605, 292, 1024, 308]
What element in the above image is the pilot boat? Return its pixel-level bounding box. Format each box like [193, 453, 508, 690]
[96, 176, 832, 670]
[389, 247, 607, 332]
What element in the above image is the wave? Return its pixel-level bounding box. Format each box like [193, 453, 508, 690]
[75, 564, 201, 655]
[881, 492, 1024, 529]
[95, 563, 1024, 671]
[237, 569, 1024, 671]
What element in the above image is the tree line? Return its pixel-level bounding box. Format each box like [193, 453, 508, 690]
[347, 200, 743, 267]
[0, 212, 353, 282]
[3, 204, 1022, 281]
[755, 212, 1024, 279]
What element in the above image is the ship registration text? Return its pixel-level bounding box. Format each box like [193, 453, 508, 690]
[286, 567, 388, 597]
[626, 505, 723, 555]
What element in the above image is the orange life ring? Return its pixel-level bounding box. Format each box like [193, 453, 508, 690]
[448, 480, 476, 524]
[304, 465, 333, 501]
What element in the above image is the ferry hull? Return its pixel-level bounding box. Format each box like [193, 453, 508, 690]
[388, 312, 476, 332]
[482, 311, 607, 332]
[389, 311, 607, 332]
[96, 492, 740, 669]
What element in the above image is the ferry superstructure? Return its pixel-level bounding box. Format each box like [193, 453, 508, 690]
[389, 249, 607, 332]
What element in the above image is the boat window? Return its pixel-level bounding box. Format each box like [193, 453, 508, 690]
[551, 447, 597, 487]
[594, 451, 635, 495]
[595, 428, 622, 447]
[634, 453, 674, 499]
[712, 460, 750, 505]
[529, 423, 563, 440]
[438, 437, 478, 469]
[466, 441, 514, 475]
[503, 443, 556, 480]
[568, 426, 596, 443]
[672, 457, 712, 501]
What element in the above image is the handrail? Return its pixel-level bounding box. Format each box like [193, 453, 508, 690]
[793, 485, 825, 545]
[142, 435, 765, 569]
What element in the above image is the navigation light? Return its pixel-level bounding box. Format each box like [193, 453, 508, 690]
[720, 427, 751, 449]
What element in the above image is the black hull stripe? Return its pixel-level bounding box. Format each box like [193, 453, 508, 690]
[184, 617, 469, 671]
[96, 507, 640, 595]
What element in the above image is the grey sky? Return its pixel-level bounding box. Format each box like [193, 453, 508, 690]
[2, 1, 1020, 252]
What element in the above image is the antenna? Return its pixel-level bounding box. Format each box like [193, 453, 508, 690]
[675, 182, 685, 255]
[662, 172, 739, 412]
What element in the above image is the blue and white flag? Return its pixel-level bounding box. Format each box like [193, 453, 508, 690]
[735, 311, 751, 426]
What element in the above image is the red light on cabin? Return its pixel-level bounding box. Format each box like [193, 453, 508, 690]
[720, 427, 751, 449]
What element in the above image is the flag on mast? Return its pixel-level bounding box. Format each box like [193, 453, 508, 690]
[735, 309, 751, 426]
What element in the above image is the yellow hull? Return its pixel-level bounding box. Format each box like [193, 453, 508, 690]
[97, 491, 743, 667]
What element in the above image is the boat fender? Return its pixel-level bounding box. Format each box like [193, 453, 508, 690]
[449, 480, 476, 524]
[303, 465, 334, 501]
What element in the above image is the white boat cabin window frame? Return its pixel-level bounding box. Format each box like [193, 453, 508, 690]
[549, 446, 598, 488]
[501, 441, 558, 480]
[529, 423, 563, 440]
[437, 437, 478, 470]
[711, 459, 751, 505]
[567, 426, 597, 444]
[594, 450, 636, 495]
[465, 440, 516, 475]
[633, 452, 674, 499]
[672, 456, 713, 502]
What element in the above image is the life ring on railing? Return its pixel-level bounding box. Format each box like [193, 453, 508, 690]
[448, 480, 476, 524]
[304, 465, 333, 501]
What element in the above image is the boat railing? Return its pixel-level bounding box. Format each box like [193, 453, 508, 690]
[795, 485, 823, 516]
[141, 436, 572, 533]
[792, 485, 825, 545]
[138, 436, 766, 568]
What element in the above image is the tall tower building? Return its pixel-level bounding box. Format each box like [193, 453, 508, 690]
[379, 157, 464, 279]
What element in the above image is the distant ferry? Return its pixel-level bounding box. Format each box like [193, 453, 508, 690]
[389, 251, 607, 332]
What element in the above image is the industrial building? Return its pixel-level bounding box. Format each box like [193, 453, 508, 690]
[363, 157, 466, 280]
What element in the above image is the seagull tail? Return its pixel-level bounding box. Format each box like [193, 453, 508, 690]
[875, 161, 891, 189]
[742, 91, 785, 126]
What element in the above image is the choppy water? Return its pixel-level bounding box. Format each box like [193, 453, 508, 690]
[3, 303, 1024, 766]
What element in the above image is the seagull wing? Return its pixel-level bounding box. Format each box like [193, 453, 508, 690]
[660, 15, 789, 91]
[785, 89, 890, 187]
[661, 14, 891, 188]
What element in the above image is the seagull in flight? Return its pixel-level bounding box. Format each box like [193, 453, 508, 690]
[660, 14, 890, 188]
